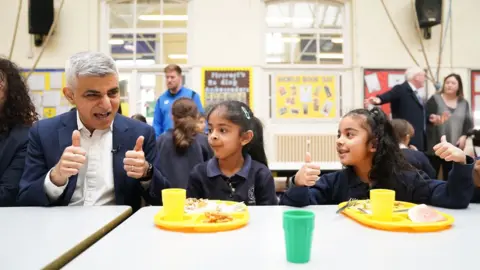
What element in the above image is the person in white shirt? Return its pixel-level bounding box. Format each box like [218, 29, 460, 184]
[18, 51, 169, 210]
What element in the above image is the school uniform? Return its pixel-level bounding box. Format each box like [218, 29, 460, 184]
[187, 154, 278, 205]
[471, 188, 480, 203]
[400, 147, 436, 179]
[280, 157, 474, 209]
[155, 130, 213, 189]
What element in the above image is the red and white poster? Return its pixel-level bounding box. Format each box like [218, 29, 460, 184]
[363, 69, 406, 117]
[470, 70, 480, 123]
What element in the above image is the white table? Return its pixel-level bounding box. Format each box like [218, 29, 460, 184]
[0, 206, 132, 269]
[269, 162, 342, 171]
[65, 205, 480, 270]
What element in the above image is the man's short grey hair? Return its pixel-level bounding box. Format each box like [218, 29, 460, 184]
[65, 51, 118, 88]
[405, 66, 425, 81]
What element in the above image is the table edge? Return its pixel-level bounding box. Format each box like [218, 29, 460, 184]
[41, 206, 133, 270]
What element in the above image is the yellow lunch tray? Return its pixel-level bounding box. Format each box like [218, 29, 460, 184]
[154, 200, 250, 233]
[338, 200, 454, 233]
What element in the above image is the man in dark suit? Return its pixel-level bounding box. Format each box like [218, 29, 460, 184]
[365, 67, 427, 151]
[17, 52, 169, 210]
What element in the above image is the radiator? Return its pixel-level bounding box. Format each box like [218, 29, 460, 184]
[274, 134, 339, 162]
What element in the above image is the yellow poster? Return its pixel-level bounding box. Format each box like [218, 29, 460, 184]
[275, 75, 337, 119]
[43, 107, 56, 118]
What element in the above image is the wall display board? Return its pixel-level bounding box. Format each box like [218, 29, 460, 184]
[23, 69, 71, 119]
[201, 67, 253, 109]
[272, 74, 338, 119]
[363, 69, 407, 117]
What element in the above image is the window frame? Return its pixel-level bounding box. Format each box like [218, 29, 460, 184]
[100, 0, 189, 69]
[263, 0, 351, 69]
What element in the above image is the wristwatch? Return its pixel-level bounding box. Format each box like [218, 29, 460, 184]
[142, 161, 153, 179]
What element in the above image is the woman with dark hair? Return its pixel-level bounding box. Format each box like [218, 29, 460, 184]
[0, 58, 38, 206]
[426, 73, 473, 179]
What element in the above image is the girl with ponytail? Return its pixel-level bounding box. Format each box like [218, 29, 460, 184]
[155, 98, 213, 189]
[281, 107, 474, 209]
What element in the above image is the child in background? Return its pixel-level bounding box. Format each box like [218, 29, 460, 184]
[131, 114, 147, 123]
[280, 107, 474, 209]
[155, 98, 213, 189]
[391, 119, 436, 178]
[197, 112, 207, 134]
[187, 101, 277, 205]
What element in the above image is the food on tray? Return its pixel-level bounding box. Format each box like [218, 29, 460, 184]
[185, 199, 247, 213]
[203, 211, 234, 223]
[185, 198, 209, 211]
[353, 200, 405, 210]
[408, 204, 447, 223]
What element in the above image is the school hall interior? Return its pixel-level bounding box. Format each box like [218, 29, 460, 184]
[1, 0, 480, 269]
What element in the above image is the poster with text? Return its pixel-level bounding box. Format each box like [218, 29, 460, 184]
[363, 69, 406, 117]
[471, 70, 480, 125]
[202, 67, 253, 109]
[274, 74, 337, 119]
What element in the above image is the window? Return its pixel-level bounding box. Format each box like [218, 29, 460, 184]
[105, 0, 188, 66]
[265, 1, 346, 65]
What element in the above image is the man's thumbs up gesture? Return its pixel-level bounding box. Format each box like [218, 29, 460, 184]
[50, 130, 86, 186]
[124, 136, 150, 179]
[293, 152, 321, 187]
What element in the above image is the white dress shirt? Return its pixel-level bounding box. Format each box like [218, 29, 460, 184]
[44, 112, 116, 206]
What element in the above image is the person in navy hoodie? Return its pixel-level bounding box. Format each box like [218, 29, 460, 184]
[187, 101, 277, 205]
[391, 119, 436, 178]
[280, 107, 474, 209]
[155, 97, 212, 189]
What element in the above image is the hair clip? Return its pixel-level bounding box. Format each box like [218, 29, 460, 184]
[241, 106, 251, 120]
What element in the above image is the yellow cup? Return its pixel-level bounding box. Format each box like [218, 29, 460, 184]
[161, 188, 187, 221]
[370, 189, 395, 221]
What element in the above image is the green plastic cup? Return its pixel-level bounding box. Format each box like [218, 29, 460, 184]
[283, 210, 315, 264]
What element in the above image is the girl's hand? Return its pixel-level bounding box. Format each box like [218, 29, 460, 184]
[294, 152, 321, 187]
[433, 135, 466, 164]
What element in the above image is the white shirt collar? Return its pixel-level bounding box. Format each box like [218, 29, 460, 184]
[399, 143, 408, 149]
[76, 111, 114, 134]
[408, 82, 417, 91]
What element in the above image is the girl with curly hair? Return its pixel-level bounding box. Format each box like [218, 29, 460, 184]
[0, 57, 38, 206]
[280, 107, 474, 209]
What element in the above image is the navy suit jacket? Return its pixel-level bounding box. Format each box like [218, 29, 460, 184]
[0, 125, 30, 206]
[17, 110, 170, 210]
[377, 81, 426, 151]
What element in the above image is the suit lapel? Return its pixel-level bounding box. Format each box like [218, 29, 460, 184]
[58, 110, 79, 204]
[405, 82, 424, 108]
[112, 114, 131, 205]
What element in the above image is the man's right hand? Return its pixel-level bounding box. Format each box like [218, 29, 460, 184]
[364, 96, 381, 106]
[294, 152, 321, 187]
[50, 130, 86, 186]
